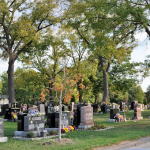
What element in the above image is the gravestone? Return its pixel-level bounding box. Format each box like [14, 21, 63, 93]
[60, 112, 70, 128]
[62, 105, 68, 111]
[24, 116, 45, 131]
[28, 107, 38, 113]
[47, 113, 57, 128]
[101, 104, 107, 113]
[131, 101, 137, 109]
[115, 104, 119, 109]
[110, 108, 119, 119]
[112, 103, 116, 109]
[38, 104, 45, 115]
[145, 105, 147, 109]
[92, 104, 98, 113]
[4, 103, 20, 120]
[120, 102, 125, 111]
[132, 105, 143, 120]
[17, 113, 27, 131]
[73, 104, 87, 126]
[0, 118, 7, 142]
[148, 104, 150, 109]
[78, 106, 94, 129]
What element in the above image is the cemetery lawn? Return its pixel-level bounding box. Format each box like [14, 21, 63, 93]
[1, 110, 150, 150]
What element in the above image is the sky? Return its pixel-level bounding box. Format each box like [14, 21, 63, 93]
[0, 32, 150, 92]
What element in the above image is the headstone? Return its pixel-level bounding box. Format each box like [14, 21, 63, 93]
[132, 105, 143, 120]
[131, 101, 137, 109]
[101, 104, 107, 113]
[78, 106, 94, 129]
[110, 108, 119, 119]
[17, 113, 27, 131]
[28, 107, 38, 113]
[62, 105, 68, 111]
[60, 112, 70, 128]
[47, 113, 58, 128]
[115, 104, 119, 109]
[0, 118, 7, 142]
[138, 104, 143, 110]
[148, 104, 150, 109]
[24, 116, 45, 131]
[145, 105, 147, 109]
[120, 102, 125, 111]
[92, 104, 98, 113]
[112, 103, 116, 109]
[73, 104, 87, 126]
[4, 103, 20, 120]
[38, 104, 45, 115]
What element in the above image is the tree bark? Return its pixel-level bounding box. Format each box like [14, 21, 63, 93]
[58, 90, 62, 142]
[102, 70, 108, 104]
[95, 95, 98, 104]
[7, 58, 15, 103]
[49, 82, 53, 101]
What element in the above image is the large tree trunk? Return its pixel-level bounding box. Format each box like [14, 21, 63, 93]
[95, 95, 98, 104]
[103, 70, 108, 104]
[7, 58, 15, 103]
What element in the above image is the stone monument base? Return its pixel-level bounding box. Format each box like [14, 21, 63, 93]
[14, 131, 41, 137]
[0, 137, 8, 142]
[108, 119, 116, 122]
[78, 125, 94, 129]
[45, 128, 58, 133]
[132, 116, 143, 120]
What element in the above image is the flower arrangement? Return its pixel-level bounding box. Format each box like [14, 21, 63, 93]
[61, 125, 76, 133]
[11, 112, 18, 120]
[27, 110, 41, 116]
[114, 113, 123, 122]
[70, 111, 74, 120]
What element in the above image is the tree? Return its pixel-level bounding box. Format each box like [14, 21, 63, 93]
[0, 0, 59, 103]
[19, 35, 67, 102]
[41, 67, 83, 142]
[0, 72, 8, 95]
[64, 33, 98, 103]
[65, 0, 136, 104]
[14, 68, 44, 104]
[128, 86, 145, 103]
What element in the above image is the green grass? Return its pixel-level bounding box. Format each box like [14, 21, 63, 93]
[0, 110, 150, 150]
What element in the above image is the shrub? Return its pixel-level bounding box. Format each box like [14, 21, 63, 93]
[27, 132, 35, 138]
[49, 129, 57, 135]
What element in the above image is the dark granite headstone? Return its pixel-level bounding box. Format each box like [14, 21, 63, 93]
[110, 108, 119, 119]
[73, 104, 87, 126]
[131, 101, 137, 110]
[92, 104, 98, 113]
[0, 118, 4, 137]
[101, 104, 107, 113]
[17, 113, 27, 131]
[24, 116, 45, 131]
[47, 113, 57, 128]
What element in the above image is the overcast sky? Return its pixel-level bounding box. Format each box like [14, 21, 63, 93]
[0, 31, 150, 92]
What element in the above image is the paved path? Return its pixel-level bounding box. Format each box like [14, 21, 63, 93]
[93, 136, 150, 150]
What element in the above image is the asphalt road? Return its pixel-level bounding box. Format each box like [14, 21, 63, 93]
[93, 136, 150, 150]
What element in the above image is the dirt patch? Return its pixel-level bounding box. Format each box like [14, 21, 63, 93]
[50, 138, 75, 145]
